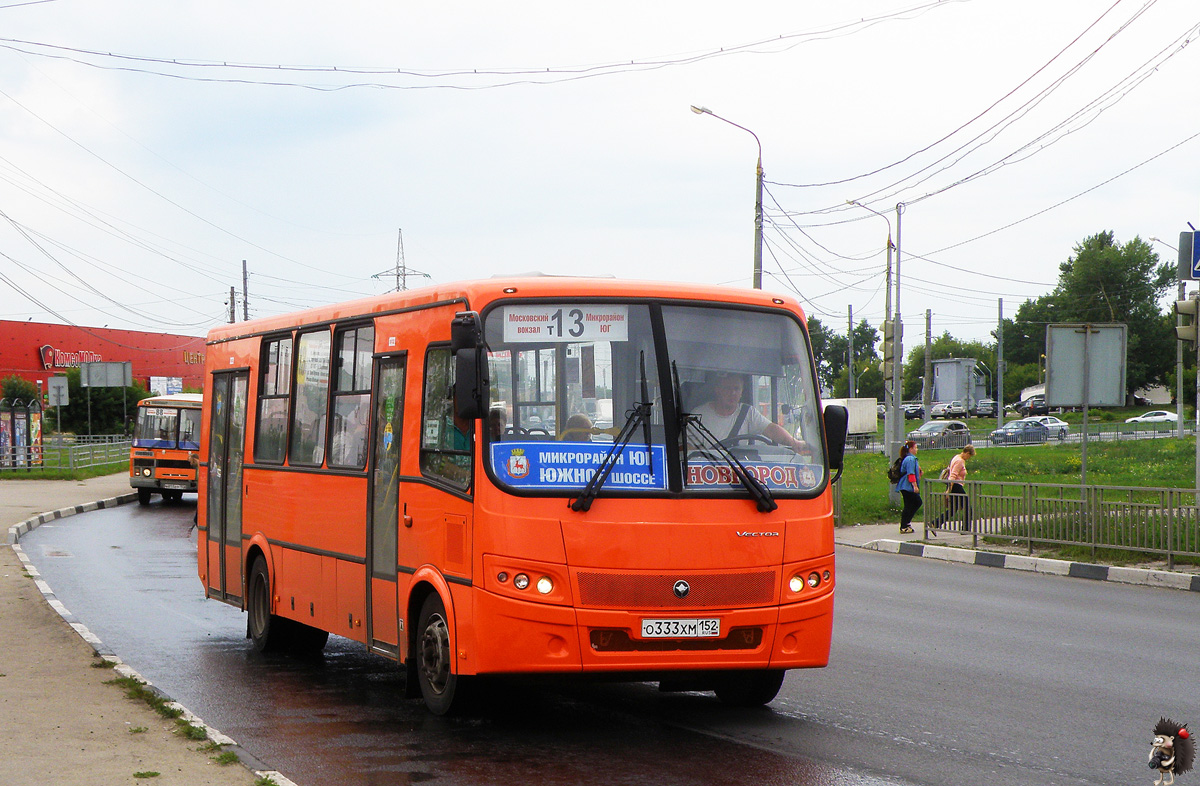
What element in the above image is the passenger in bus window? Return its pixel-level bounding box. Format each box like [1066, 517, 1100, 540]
[559, 413, 593, 442]
[695, 372, 805, 451]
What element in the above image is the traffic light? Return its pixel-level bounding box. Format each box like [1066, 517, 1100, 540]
[1176, 298, 1199, 345]
[879, 319, 895, 377]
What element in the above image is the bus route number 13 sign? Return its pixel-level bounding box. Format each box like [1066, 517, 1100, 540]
[503, 305, 629, 343]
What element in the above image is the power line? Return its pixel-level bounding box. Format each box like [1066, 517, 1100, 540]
[0, 1, 967, 90]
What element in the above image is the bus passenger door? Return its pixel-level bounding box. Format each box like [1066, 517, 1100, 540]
[367, 355, 405, 657]
[206, 371, 249, 603]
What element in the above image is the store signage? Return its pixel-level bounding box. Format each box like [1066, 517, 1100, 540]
[37, 344, 103, 370]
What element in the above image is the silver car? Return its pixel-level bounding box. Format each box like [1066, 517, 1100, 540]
[907, 419, 972, 449]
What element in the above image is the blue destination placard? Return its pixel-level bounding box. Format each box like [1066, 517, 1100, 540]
[491, 441, 667, 490]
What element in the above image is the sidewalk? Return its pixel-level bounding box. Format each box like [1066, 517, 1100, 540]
[835, 520, 1200, 592]
[1, 473, 262, 786]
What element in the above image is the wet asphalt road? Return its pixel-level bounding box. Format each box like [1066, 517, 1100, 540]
[23, 499, 1194, 786]
[23, 500, 907, 786]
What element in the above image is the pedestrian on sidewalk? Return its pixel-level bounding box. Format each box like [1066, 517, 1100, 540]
[931, 444, 974, 532]
[896, 440, 922, 534]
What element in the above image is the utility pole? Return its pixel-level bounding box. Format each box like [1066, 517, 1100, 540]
[996, 299, 1005, 433]
[242, 260, 250, 321]
[228, 287, 236, 323]
[847, 306, 855, 398]
[924, 310, 932, 420]
[891, 203, 905, 454]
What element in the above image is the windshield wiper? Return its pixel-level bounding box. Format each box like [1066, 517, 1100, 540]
[569, 400, 653, 512]
[681, 414, 778, 513]
[570, 351, 656, 512]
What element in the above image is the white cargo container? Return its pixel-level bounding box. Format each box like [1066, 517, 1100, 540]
[822, 397, 877, 448]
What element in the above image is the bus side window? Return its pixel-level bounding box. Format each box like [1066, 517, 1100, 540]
[329, 324, 373, 469]
[419, 347, 471, 489]
[289, 330, 332, 466]
[255, 335, 292, 464]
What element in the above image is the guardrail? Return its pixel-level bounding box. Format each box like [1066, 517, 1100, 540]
[845, 418, 1195, 453]
[923, 478, 1200, 569]
[2, 439, 131, 472]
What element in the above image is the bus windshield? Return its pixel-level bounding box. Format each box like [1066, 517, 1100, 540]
[483, 301, 825, 498]
[134, 405, 202, 450]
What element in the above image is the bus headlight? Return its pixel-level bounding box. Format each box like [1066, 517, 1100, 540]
[789, 575, 804, 593]
[142, 468, 152, 477]
[536, 576, 553, 595]
[513, 573, 530, 590]
[807, 572, 821, 588]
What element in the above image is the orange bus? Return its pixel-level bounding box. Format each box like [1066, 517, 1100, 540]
[197, 277, 847, 714]
[130, 392, 202, 505]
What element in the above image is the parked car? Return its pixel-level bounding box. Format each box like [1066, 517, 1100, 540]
[1018, 395, 1048, 417]
[877, 403, 887, 418]
[944, 400, 967, 417]
[1125, 410, 1178, 424]
[1023, 415, 1069, 439]
[907, 419, 972, 449]
[902, 403, 925, 420]
[929, 402, 949, 419]
[989, 419, 1049, 445]
[974, 399, 997, 417]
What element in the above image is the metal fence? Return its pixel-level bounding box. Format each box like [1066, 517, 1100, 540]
[846, 418, 1195, 453]
[1, 437, 130, 472]
[921, 478, 1200, 569]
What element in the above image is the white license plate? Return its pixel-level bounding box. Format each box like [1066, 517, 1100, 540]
[640, 618, 720, 639]
[162, 482, 189, 489]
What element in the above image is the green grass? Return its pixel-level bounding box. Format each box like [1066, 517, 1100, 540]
[0, 460, 127, 481]
[105, 675, 184, 719]
[839, 437, 1200, 526]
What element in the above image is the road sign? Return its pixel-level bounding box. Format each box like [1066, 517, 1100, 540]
[47, 376, 68, 407]
[1180, 231, 1200, 280]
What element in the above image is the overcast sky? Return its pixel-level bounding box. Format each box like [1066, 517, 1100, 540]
[0, 0, 1196, 345]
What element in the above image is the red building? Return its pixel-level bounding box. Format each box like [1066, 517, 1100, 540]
[0, 321, 206, 393]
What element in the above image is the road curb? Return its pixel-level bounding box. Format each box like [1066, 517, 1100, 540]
[858, 538, 1200, 592]
[5, 492, 138, 544]
[7, 495, 301, 786]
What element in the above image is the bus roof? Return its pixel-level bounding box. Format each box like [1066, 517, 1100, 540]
[205, 276, 806, 345]
[138, 393, 203, 408]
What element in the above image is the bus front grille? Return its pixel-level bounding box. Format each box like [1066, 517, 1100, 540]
[589, 626, 763, 652]
[576, 570, 775, 609]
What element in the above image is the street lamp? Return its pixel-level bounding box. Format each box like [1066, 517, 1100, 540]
[847, 199, 904, 453]
[690, 105, 764, 289]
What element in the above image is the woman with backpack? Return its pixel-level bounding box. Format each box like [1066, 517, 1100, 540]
[896, 440, 922, 534]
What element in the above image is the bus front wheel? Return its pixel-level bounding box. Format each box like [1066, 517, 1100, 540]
[416, 593, 465, 715]
[247, 557, 286, 653]
[137, 488, 152, 505]
[713, 669, 785, 707]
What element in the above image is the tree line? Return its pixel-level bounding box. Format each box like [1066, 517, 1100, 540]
[2, 369, 154, 435]
[807, 231, 1179, 404]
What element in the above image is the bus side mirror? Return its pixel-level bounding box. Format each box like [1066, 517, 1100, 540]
[454, 348, 487, 421]
[451, 311, 482, 352]
[451, 311, 488, 421]
[823, 404, 848, 479]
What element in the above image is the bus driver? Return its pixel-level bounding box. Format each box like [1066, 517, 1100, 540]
[694, 372, 807, 452]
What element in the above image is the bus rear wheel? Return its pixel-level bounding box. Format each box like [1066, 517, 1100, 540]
[247, 557, 287, 653]
[713, 669, 785, 707]
[416, 593, 465, 715]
